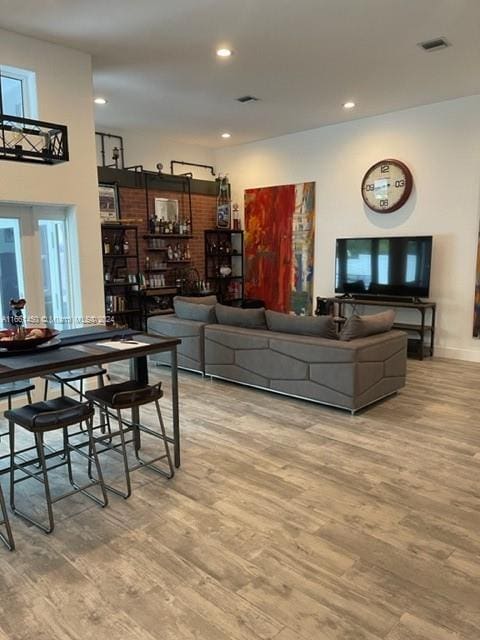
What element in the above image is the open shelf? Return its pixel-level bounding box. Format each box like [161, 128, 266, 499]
[143, 234, 193, 240]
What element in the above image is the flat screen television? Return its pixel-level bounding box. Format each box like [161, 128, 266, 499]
[335, 235, 432, 299]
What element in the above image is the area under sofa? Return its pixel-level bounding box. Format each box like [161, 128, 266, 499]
[148, 300, 408, 414]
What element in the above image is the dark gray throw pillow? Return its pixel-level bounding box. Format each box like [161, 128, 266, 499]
[174, 295, 218, 306]
[339, 309, 395, 341]
[266, 310, 338, 339]
[174, 298, 216, 323]
[215, 303, 266, 329]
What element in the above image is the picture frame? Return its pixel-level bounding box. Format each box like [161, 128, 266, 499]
[217, 203, 231, 229]
[99, 184, 119, 222]
[155, 197, 179, 223]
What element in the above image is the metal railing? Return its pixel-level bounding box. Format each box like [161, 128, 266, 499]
[0, 114, 69, 165]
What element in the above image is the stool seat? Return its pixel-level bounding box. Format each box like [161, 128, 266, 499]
[43, 366, 107, 383]
[5, 397, 94, 433]
[86, 381, 163, 410]
[0, 381, 35, 401]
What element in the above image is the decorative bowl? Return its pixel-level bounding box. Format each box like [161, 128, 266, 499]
[0, 328, 59, 351]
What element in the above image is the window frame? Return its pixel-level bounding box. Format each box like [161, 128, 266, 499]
[0, 205, 79, 328]
[0, 65, 38, 120]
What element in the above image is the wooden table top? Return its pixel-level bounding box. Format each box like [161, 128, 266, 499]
[0, 326, 180, 383]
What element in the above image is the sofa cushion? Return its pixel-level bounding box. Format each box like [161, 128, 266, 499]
[340, 310, 395, 341]
[174, 295, 218, 305]
[174, 298, 216, 323]
[266, 310, 338, 339]
[215, 303, 266, 329]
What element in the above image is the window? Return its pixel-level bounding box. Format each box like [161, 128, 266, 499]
[0, 205, 77, 329]
[39, 219, 72, 322]
[0, 218, 25, 321]
[0, 65, 38, 119]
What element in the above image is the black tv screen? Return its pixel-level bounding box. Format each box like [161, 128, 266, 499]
[335, 236, 432, 298]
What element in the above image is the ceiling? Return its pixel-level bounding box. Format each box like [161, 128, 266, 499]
[1, 0, 479, 148]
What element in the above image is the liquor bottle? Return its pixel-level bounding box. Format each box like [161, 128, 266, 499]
[186, 243, 191, 260]
[103, 236, 110, 254]
[149, 215, 156, 234]
[167, 244, 173, 261]
[145, 255, 150, 271]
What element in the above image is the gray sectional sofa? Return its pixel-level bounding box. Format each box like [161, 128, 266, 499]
[147, 299, 408, 413]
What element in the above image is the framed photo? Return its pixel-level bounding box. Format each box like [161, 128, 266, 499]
[155, 197, 179, 222]
[99, 184, 119, 222]
[217, 203, 231, 229]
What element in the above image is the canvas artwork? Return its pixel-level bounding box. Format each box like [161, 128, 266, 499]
[244, 182, 315, 314]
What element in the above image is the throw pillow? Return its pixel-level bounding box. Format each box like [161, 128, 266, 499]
[174, 295, 218, 306]
[215, 303, 267, 329]
[266, 310, 338, 339]
[339, 309, 395, 341]
[174, 299, 216, 323]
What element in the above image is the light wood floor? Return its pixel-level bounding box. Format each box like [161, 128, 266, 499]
[0, 357, 479, 640]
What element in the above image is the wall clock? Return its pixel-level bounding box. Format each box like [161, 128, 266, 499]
[361, 159, 413, 213]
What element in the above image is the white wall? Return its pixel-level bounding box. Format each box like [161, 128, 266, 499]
[215, 95, 480, 362]
[0, 28, 104, 321]
[96, 127, 216, 180]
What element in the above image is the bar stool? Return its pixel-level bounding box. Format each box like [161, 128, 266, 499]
[43, 366, 110, 443]
[0, 381, 35, 473]
[0, 381, 34, 409]
[0, 382, 35, 549]
[85, 381, 174, 499]
[6, 397, 108, 534]
[0, 484, 14, 550]
[43, 366, 107, 400]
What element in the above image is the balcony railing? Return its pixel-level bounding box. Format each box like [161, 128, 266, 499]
[0, 114, 69, 165]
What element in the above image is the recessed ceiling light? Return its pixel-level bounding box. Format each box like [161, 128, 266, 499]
[94, 97, 108, 105]
[221, 132, 231, 139]
[343, 101, 356, 109]
[216, 48, 232, 58]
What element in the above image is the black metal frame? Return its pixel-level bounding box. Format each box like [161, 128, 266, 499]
[204, 229, 244, 305]
[0, 485, 14, 551]
[0, 114, 69, 165]
[170, 160, 215, 176]
[96, 131, 125, 169]
[86, 395, 174, 499]
[8, 411, 108, 534]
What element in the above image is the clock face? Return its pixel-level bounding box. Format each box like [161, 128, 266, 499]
[361, 159, 413, 213]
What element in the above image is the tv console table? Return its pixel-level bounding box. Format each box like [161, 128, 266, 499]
[327, 297, 436, 360]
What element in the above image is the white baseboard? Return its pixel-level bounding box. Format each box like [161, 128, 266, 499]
[434, 345, 480, 362]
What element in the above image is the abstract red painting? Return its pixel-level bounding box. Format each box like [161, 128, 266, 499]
[244, 182, 315, 314]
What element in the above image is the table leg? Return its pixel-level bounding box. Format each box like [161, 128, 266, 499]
[171, 346, 180, 468]
[130, 355, 149, 451]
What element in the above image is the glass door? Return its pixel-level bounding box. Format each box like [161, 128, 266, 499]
[0, 206, 76, 329]
[0, 218, 25, 326]
[39, 218, 72, 325]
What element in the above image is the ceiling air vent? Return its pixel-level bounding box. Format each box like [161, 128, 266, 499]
[236, 95, 259, 103]
[418, 37, 450, 52]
